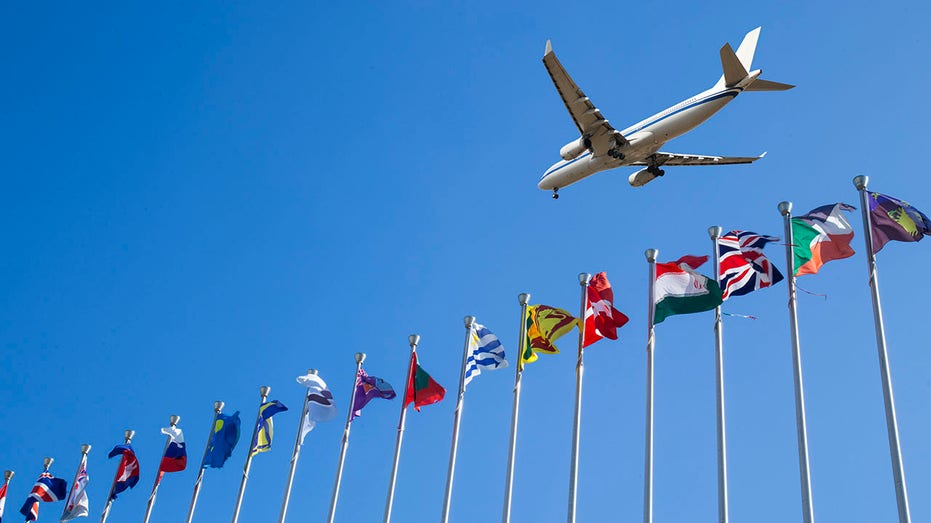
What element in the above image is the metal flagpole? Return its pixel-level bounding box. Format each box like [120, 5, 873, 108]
[853, 175, 911, 523]
[100, 430, 133, 523]
[709, 226, 730, 523]
[440, 316, 476, 523]
[383, 334, 419, 523]
[185, 401, 224, 523]
[327, 353, 366, 523]
[231, 386, 270, 523]
[279, 369, 319, 523]
[3, 470, 12, 517]
[502, 292, 530, 523]
[567, 273, 591, 523]
[778, 201, 815, 523]
[61, 444, 91, 521]
[143, 416, 179, 523]
[643, 249, 657, 523]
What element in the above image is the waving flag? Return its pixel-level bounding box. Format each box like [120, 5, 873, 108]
[203, 412, 241, 468]
[791, 203, 856, 276]
[867, 192, 931, 253]
[0, 480, 8, 521]
[463, 322, 507, 389]
[296, 373, 337, 444]
[351, 370, 396, 420]
[156, 425, 187, 486]
[60, 459, 89, 521]
[251, 400, 288, 456]
[404, 352, 446, 411]
[583, 272, 629, 347]
[654, 255, 723, 324]
[522, 305, 577, 365]
[107, 445, 140, 500]
[718, 230, 784, 300]
[19, 472, 67, 521]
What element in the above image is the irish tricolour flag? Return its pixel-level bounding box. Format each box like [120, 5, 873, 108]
[654, 255, 724, 324]
[791, 203, 856, 276]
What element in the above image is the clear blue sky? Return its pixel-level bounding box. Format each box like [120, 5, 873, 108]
[2, 1, 930, 522]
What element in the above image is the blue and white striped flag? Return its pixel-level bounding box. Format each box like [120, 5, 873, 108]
[463, 322, 507, 390]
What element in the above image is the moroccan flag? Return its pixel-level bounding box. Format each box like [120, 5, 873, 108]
[522, 305, 577, 365]
[404, 352, 445, 411]
[867, 192, 931, 253]
[654, 255, 723, 324]
[718, 230, 783, 300]
[791, 203, 856, 276]
[583, 272, 629, 347]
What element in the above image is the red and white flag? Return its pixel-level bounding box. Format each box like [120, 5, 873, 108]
[583, 272, 629, 347]
[0, 480, 8, 520]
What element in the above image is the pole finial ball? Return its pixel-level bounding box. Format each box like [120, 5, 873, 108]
[518, 292, 530, 305]
[259, 386, 271, 398]
[853, 175, 869, 190]
[708, 226, 723, 239]
[645, 248, 658, 262]
[464, 316, 475, 328]
[355, 352, 366, 364]
[214, 401, 225, 412]
[578, 273, 591, 285]
[778, 201, 792, 216]
[409, 334, 421, 348]
[169, 415, 181, 426]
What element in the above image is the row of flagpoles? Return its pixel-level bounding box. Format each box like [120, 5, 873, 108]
[2, 176, 928, 523]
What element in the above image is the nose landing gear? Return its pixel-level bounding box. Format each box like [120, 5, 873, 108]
[552, 188, 560, 199]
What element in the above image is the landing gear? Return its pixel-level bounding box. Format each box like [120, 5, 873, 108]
[552, 188, 560, 199]
[647, 166, 665, 177]
[609, 150, 625, 160]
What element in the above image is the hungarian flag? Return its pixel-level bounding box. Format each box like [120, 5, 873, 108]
[654, 255, 723, 324]
[404, 352, 445, 411]
[791, 203, 856, 276]
[583, 272, 629, 347]
[867, 192, 931, 253]
[522, 305, 577, 365]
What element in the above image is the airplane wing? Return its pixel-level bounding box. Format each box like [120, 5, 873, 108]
[631, 151, 766, 166]
[542, 40, 626, 156]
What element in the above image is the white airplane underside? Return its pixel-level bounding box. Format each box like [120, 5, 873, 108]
[538, 27, 793, 198]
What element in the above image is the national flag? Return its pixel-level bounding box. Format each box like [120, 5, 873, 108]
[463, 322, 507, 390]
[867, 192, 931, 253]
[583, 272, 629, 347]
[297, 374, 337, 444]
[106, 444, 140, 500]
[0, 480, 8, 522]
[251, 400, 289, 456]
[351, 369, 396, 420]
[158, 425, 187, 474]
[522, 305, 577, 365]
[718, 230, 784, 300]
[791, 203, 856, 276]
[18, 472, 67, 521]
[60, 460, 89, 521]
[654, 255, 724, 324]
[203, 412, 241, 469]
[404, 352, 446, 411]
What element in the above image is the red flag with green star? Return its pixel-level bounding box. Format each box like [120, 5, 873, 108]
[404, 352, 445, 411]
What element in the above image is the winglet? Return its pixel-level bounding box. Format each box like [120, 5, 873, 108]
[759, 151, 767, 159]
[544, 39, 552, 56]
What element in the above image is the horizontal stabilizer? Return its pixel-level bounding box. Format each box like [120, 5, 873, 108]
[719, 43, 748, 87]
[745, 78, 795, 91]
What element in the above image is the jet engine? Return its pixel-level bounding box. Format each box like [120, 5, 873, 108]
[628, 167, 664, 187]
[559, 137, 590, 161]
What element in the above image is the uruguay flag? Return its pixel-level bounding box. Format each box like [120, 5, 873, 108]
[107, 444, 140, 500]
[158, 425, 187, 473]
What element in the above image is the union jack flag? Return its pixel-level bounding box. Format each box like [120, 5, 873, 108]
[718, 230, 784, 300]
[19, 472, 67, 521]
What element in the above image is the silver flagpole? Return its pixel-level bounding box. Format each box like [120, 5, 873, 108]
[100, 430, 133, 523]
[383, 334, 419, 523]
[643, 249, 657, 523]
[440, 316, 476, 523]
[3, 470, 12, 518]
[231, 387, 270, 523]
[709, 226, 730, 523]
[185, 401, 224, 523]
[327, 353, 365, 523]
[502, 292, 530, 523]
[567, 273, 591, 523]
[61, 444, 91, 521]
[143, 416, 179, 523]
[778, 201, 815, 523]
[853, 175, 911, 522]
[279, 369, 319, 523]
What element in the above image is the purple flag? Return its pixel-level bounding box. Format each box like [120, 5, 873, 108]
[351, 369, 396, 420]
[868, 192, 931, 253]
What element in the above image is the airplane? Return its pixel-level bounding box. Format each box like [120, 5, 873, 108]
[538, 27, 793, 199]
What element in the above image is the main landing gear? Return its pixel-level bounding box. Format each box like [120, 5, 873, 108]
[552, 188, 559, 199]
[647, 166, 665, 177]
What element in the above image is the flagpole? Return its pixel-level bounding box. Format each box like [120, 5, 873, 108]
[327, 353, 365, 523]
[709, 226, 730, 523]
[643, 249, 657, 523]
[231, 386, 270, 523]
[279, 370, 318, 523]
[61, 444, 91, 521]
[502, 292, 530, 523]
[383, 334, 419, 523]
[143, 416, 179, 523]
[567, 272, 591, 523]
[100, 430, 133, 523]
[440, 316, 476, 523]
[853, 175, 911, 523]
[184, 401, 224, 523]
[778, 201, 815, 523]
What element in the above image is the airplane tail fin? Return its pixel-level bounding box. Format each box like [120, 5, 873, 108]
[713, 27, 795, 91]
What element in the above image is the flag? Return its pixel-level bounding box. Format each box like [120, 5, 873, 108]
[522, 305, 577, 365]
[60, 460, 89, 521]
[157, 425, 187, 481]
[463, 322, 507, 389]
[791, 203, 856, 276]
[203, 412, 241, 469]
[351, 369, 396, 420]
[654, 255, 724, 324]
[867, 192, 931, 253]
[107, 444, 140, 500]
[404, 352, 446, 411]
[296, 373, 337, 444]
[0, 480, 8, 522]
[583, 272, 630, 347]
[251, 400, 288, 456]
[18, 472, 67, 521]
[718, 230, 784, 300]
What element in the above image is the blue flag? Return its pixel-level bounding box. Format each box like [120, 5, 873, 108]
[203, 411, 241, 468]
[251, 400, 288, 456]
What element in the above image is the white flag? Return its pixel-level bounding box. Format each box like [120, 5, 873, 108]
[296, 373, 337, 444]
[61, 458, 89, 521]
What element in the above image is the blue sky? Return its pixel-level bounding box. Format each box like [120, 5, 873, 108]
[2, 1, 930, 522]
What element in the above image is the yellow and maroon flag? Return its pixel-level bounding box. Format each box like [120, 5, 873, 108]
[521, 305, 578, 366]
